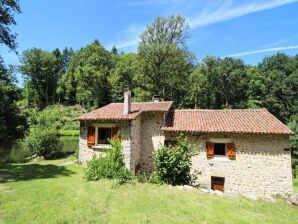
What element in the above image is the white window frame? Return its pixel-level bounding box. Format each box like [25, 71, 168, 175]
[213, 143, 227, 157]
[93, 123, 116, 148]
[209, 138, 233, 161]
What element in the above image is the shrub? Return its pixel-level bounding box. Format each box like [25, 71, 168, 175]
[84, 138, 131, 184]
[21, 127, 62, 158]
[150, 135, 198, 185]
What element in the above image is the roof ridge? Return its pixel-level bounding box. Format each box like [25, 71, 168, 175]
[111, 101, 173, 104]
[172, 108, 266, 112]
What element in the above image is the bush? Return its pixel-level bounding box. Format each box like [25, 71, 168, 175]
[150, 135, 198, 185]
[21, 127, 62, 158]
[84, 138, 131, 184]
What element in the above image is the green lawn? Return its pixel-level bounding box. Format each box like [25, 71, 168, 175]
[0, 159, 297, 224]
[294, 178, 298, 192]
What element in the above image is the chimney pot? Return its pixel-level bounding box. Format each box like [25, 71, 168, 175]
[123, 87, 131, 116]
[152, 95, 160, 102]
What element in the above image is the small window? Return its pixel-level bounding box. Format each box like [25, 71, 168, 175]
[211, 176, 225, 192]
[214, 143, 226, 156]
[164, 140, 177, 147]
[97, 128, 112, 144]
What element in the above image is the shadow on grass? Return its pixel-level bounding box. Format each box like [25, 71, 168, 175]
[0, 163, 76, 183]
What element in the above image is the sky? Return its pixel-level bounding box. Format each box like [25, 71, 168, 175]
[1, 0, 298, 77]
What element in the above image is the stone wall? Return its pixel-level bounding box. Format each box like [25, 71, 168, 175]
[79, 121, 130, 166]
[78, 122, 105, 164]
[165, 132, 293, 197]
[120, 121, 132, 170]
[130, 116, 142, 173]
[140, 112, 165, 173]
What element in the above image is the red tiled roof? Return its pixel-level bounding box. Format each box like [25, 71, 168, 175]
[77, 101, 173, 121]
[162, 109, 293, 135]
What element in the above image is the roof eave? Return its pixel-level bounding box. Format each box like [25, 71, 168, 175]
[161, 128, 293, 136]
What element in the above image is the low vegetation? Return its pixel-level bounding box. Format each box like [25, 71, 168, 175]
[0, 159, 297, 224]
[19, 105, 81, 159]
[150, 135, 198, 185]
[84, 138, 131, 185]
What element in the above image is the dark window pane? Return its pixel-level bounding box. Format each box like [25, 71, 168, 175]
[98, 128, 111, 144]
[214, 143, 225, 156]
[164, 140, 177, 147]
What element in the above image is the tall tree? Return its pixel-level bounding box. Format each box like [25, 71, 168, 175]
[258, 53, 298, 122]
[0, 58, 26, 137]
[0, 0, 20, 50]
[109, 53, 141, 102]
[0, 0, 24, 138]
[20, 48, 58, 108]
[60, 41, 113, 109]
[187, 56, 248, 109]
[138, 15, 194, 106]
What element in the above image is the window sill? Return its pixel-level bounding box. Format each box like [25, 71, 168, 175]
[212, 156, 231, 162]
[92, 144, 111, 150]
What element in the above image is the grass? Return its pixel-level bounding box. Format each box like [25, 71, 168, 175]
[0, 159, 298, 224]
[294, 178, 298, 192]
[58, 129, 79, 136]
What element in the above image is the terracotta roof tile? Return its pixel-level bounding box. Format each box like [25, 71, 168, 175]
[162, 109, 293, 135]
[77, 101, 173, 121]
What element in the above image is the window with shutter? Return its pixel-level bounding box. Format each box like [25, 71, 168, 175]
[206, 142, 214, 159]
[97, 128, 112, 144]
[87, 127, 95, 147]
[227, 143, 236, 160]
[111, 127, 120, 141]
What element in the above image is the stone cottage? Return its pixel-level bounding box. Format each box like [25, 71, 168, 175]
[77, 89, 293, 197]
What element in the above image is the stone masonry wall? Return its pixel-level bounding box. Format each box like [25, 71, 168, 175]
[140, 112, 165, 173]
[78, 122, 105, 164]
[130, 116, 142, 173]
[165, 132, 293, 197]
[79, 121, 131, 166]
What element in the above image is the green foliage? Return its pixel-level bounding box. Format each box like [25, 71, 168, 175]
[60, 41, 112, 109]
[0, 59, 27, 138]
[187, 56, 249, 109]
[138, 15, 194, 105]
[30, 104, 81, 131]
[21, 127, 61, 158]
[20, 104, 81, 158]
[0, 0, 20, 50]
[20, 48, 59, 108]
[257, 53, 298, 122]
[109, 53, 141, 102]
[288, 114, 298, 178]
[84, 138, 131, 184]
[150, 135, 198, 185]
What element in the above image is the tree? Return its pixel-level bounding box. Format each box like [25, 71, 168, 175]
[0, 0, 20, 51]
[217, 57, 249, 108]
[109, 53, 141, 102]
[0, 58, 26, 138]
[60, 41, 113, 109]
[0, 0, 25, 138]
[258, 53, 298, 122]
[187, 56, 248, 109]
[138, 15, 194, 106]
[287, 114, 298, 178]
[20, 48, 58, 108]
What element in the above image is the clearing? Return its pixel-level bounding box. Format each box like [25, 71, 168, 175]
[0, 159, 297, 224]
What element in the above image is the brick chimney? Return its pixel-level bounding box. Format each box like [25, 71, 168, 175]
[123, 87, 131, 116]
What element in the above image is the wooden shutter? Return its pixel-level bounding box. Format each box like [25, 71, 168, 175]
[87, 127, 95, 147]
[227, 143, 236, 160]
[206, 142, 214, 159]
[111, 127, 120, 141]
